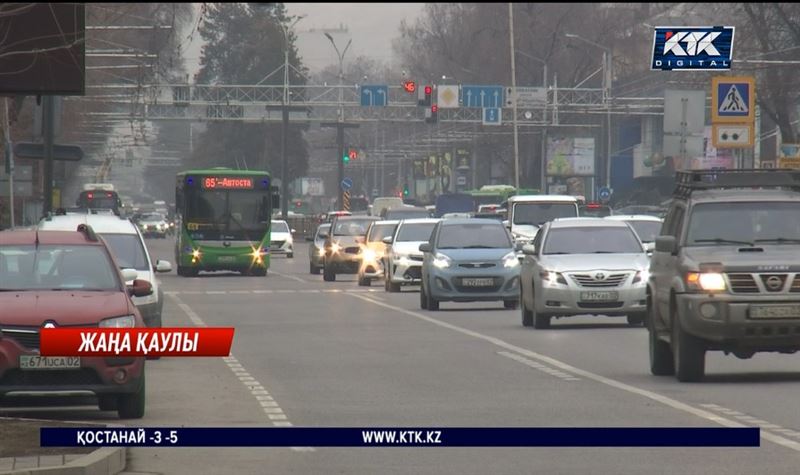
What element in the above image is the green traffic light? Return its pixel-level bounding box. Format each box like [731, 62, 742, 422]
[343, 154, 350, 164]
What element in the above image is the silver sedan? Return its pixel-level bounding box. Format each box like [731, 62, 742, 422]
[519, 217, 650, 329]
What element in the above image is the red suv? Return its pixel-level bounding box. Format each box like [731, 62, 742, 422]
[0, 225, 150, 419]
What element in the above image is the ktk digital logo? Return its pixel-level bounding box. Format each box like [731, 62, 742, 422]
[651, 26, 735, 71]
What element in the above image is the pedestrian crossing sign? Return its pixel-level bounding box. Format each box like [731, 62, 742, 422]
[712, 76, 755, 123]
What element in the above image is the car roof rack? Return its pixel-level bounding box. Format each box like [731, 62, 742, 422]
[673, 169, 800, 199]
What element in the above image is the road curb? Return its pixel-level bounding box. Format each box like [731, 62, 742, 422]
[0, 447, 126, 475]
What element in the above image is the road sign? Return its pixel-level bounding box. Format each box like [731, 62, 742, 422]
[712, 76, 755, 123]
[598, 187, 612, 203]
[461, 85, 504, 108]
[482, 108, 502, 126]
[342, 191, 351, 211]
[437, 85, 459, 108]
[506, 87, 547, 107]
[712, 123, 754, 148]
[341, 177, 353, 191]
[779, 143, 800, 169]
[13, 143, 84, 161]
[360, 85, 388, 107]
[371, 188, 379, 197]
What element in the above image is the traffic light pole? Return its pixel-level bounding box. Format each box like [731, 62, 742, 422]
[321, 121, 360, 210]
[43, 96, 55, 217]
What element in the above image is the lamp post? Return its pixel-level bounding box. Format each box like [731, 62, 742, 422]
[277, 17, 303, 220]
[565, 33, 613, 191]
[324, 33, 353, 210]
[508, 2, 520, 189]
[514, 49, 548, 192]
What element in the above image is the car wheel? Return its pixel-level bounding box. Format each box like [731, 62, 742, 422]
[426, 284, 439, 311]
[627, 313, 646, 326]
[98, 395, 118, 411]
[504, 300, 519, 310]
[530, 288, 550, 329]
[251, 267, 267, 277]
[388, 281, 401, 293]
[310, 262, 321, 275]
[323, 265, 336, 282]
[287, 253, 294, 258]
[420, 283, 429, 310]
[117, 373, 145, 419]
[672, 313, 706, 382]
[521, 291, 534, 327]
[648, 309, 674, 376]
[358, 275, 371, 287]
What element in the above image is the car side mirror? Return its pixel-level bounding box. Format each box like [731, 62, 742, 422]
[522, 244, 537, 255]
[291, 228, 297, 234]
[129, 279, 153, 297]
[419, 243, 432, 253]
[120, 268, 138, 282]
[155, 260, 172, 273]
[655, 235, 677, 254]
[382, 236, 393, 245]
[320, 231, 329, 239]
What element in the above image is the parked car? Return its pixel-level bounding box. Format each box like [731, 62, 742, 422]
[383, 218, 439, 292]
[322, 216, 379, 281]
[307, 223, 331, 275]
[357, 220, 399, 286]
[519, 217, 649, 329]
[38, 213, 172, 328]
[0, 225, 149, 418]
[605, 215, 664, 253]
[419, 218, 520, 310]
[270, 220, 294, 258]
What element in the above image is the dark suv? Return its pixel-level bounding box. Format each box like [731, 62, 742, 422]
[0, 225, 151, 418]
[648, 169, 800, 382]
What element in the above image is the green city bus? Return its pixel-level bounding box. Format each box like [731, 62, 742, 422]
[467, 185, 540, 207]
[175, 168, 279, 276]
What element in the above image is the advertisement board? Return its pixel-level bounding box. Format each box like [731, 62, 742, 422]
[546, 137, 595, 176]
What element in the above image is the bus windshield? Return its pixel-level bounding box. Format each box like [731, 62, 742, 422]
[184, 188, 270, 240]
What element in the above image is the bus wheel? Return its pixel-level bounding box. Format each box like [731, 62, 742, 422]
[251, 267, 267, 277]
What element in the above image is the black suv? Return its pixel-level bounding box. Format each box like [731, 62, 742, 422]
[648, 169, 800, 382]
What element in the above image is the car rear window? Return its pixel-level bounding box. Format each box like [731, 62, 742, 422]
[0, 245, 120, 291]
[627, 221, 662, 243]
[272, 221, 289, 233]
[333, 220, 373, 236]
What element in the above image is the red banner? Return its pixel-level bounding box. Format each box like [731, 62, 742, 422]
[39, 328, 235, 357]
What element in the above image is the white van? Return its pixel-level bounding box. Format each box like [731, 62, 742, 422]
[506, 195, 580, 245]
[370, 197, 404, 217]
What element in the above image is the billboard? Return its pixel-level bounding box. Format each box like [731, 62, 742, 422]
[0, 3, 86, 95]
[546, 137, 595, 176]
[778, 144, 800, 169]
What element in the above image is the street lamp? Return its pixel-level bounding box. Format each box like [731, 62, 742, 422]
[324, 33, 353, 210]
[276, 16, 304, 220]
[565, 33, 613, 191]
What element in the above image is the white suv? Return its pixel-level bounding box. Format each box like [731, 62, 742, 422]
[38, 212, 172, 327]
[383, 218, 439, 292]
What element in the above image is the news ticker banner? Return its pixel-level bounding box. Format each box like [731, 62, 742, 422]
[42, 427, 759, 448]
[39, 328, 234, 357]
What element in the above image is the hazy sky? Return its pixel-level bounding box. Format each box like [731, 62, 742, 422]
[182, 3, 424, 75]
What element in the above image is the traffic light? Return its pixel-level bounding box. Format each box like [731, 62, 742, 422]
[343, 152, 350, 164]
[403, 183, 410, 197]
[418, 85, 432, 106]
[425, 104, 438, 124]
[349, 149, 358, 161]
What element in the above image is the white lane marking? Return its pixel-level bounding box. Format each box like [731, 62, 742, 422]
[167, 294, 313, 453]
[701, 405, 796, 434]
[205, 290, 226, 295]
[498, 351, 580, 381]
[347, 293, 800, 453]
[271, 270, 307, 284]
[229, 290, 251, 294]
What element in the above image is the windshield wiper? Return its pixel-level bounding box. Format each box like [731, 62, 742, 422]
[544, 252, 571, 255]
[463, 245, 495, 249]
[754, 238, 800, 244]
[693, 238, 754, 246]
[592, 251, 616, 253]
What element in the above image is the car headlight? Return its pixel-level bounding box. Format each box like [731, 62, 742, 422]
[502, 252, 519, 268]
[540, 270, 567, 285]
[432, 253, 452, 269]
[330, 242, 341, 254]
[633, 270, 650, 284]
[99, 315, 136, 328]
[686, 272, 726, 291]
[362, 248, 377, 262]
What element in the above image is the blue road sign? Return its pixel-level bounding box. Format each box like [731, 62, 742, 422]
[461, 85, 504, 108]
[716, 82, 750, 119]
[482, 107, 502, 126]
[341, 177, 353, 191]
[360, 85, 388, 107]
[598, 187, 612, 202]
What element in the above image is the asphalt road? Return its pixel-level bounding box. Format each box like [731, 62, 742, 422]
[4, 237, 800, 474]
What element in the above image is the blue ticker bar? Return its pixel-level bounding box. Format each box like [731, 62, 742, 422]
[42, 427, 760, 448]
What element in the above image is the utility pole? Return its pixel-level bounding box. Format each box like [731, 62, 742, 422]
[508, 2, 521, 189]
[42, 96, 55, 217]
[4, 98, 14, 229]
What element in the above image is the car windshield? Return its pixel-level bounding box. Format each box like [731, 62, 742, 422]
[143, 213, 164, 221]
[368, 223, 397, 242]
[685, 202, 800, 246]
[333, 219, 373, 236]
[272, 221, 289, 233]
[0, 245, 119, 291]
[543, 227, 643, 255]
[396, 223, 436, 242]
[513, 202, 577, 225]
[627, 221, 662, 243]
[437, 223, 511, 249]
[100, 234, 149, 271]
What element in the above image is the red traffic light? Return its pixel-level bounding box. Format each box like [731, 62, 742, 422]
[402, 81, 416, 93]
[431, 104, 438, 113]
[348, 149, 358, 160]
[424, 85, 432, 95]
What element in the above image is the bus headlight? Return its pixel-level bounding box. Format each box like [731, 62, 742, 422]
[191, 249, 202, 263]
[251, 248, 267, 263]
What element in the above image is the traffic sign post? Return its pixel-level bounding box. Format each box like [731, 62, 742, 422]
[437, 85, 459, 109]
[342, 190, 351, 211]
[712, 76, 755, 124]
[360, 85, 388, 107]
[598, 187, 612, 203]
[482, 108, 502, 126]
[341, 177, 353, 191]
[461, 85, 504, 108]
[712, 123, 754, 148]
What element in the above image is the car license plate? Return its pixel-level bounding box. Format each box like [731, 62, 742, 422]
[462, 278, 495, 287]
[217, 256, 235, 263]
[19, 356, 80, 370]
[580, 291, 619, 302]
[750, 304, 800, 319]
